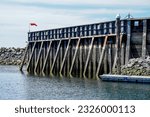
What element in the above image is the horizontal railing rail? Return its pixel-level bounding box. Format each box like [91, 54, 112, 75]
[28, 20, 127, 41]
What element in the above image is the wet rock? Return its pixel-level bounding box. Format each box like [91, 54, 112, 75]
[0, 47, 26, 65]
[113, 56, 150, 76]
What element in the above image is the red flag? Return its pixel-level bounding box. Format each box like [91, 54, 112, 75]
[30, 23, 37, 26]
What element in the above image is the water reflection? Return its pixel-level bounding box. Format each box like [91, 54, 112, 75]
[0, 65, 150, 100]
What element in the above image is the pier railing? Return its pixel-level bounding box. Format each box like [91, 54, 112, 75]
[28, 20, 127, 41]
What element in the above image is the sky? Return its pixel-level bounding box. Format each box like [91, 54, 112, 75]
[0, 0, 150, 47]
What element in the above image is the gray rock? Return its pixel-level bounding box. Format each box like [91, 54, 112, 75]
[120, 56, 150, 76]
[0, 47, 26, 65]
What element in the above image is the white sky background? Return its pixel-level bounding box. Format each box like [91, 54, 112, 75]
[0, 0, 150, 47]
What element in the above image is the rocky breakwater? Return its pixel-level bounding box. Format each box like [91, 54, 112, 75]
[121, 56, 150, 76]
[0, 47, 25, 65]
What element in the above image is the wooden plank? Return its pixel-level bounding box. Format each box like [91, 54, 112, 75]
[42, 41, 52, 74]
[34, 41, 44, 74]
[50, 40, 62, 75]
[59, 38, 71, 76]
[26, 42, 37, 71]
[19, 42, 29, 71]
[142, 19, 147, 59]
[83, 37, 95, 78]
[96, 36, 108, 79]
[69, 38, 81, 77]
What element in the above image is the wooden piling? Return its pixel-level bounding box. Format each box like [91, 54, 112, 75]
[28, 43, 32, 73]
[96, 39, 102, 69]
[88, 54, 92, 78]
[75, 45, 79, 77]
[113, 34, 123, 70]
[92, 41, 96, 79]
[34, 41, 44, 74]
[38, 43, 41, 74]
[59, 41, 63, 74]
[67, 40, 70, 77]
[42, 41, 52, 74]
[125, 20, 131, 64]
[26, 42, 37, 72]
[50, 40, 62, 75]
[121, 43, 125, 66]
[83, 37, 94, 78]
[63, 41, 67, 76]
[116, 16, 121, 74]
[69, 38, 81, 77]
[87, 39, 91, 79]
[59, 38, 71, 76]
[49, 42, 53, 75]
[44, 42, 48, 74]
[96, 36, 108, 79]
[103, 44, 108, 74]
[20, 42, 29, 71]
[56, 42, 60, 75]
[83, 39, 87, 76]
[79, 41, 83, 78]
[142, 19, 147, 59]
[108, 43, 112, 74]
[70, 41, 75, 76]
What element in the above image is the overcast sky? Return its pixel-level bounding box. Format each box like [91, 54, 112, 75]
[0, 0, 150, 47]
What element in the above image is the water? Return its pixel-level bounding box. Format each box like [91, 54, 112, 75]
[0, 65, 150, 100]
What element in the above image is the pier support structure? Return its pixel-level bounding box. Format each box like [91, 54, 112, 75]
[142, 19, 147, 59]
[20, 16, 150, 78]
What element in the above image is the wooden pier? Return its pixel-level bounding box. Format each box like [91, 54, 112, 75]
[20, 16, 150, 79]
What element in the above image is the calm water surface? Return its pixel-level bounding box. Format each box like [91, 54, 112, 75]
[0, 65, 150, 100]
